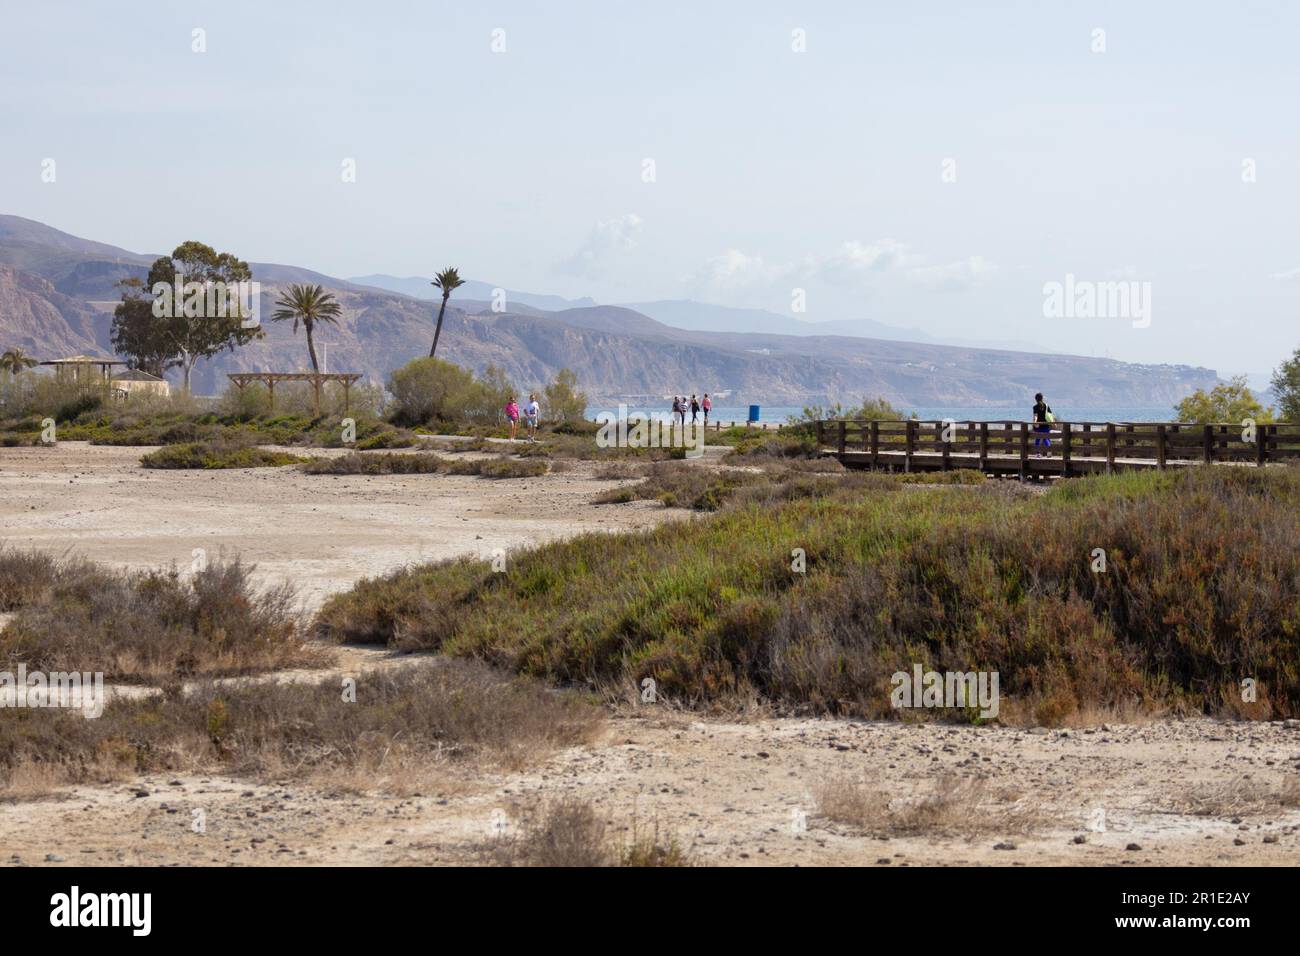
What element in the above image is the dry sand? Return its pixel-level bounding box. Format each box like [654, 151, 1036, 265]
[3, 441, 1298, 867]
[0, 441, 667, 611]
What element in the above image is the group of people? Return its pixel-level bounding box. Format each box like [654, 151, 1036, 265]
[670, 393, 712, 426]
[503, 394, 540, 442]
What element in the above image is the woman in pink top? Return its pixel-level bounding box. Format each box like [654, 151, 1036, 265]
[505, 397, 520, 440]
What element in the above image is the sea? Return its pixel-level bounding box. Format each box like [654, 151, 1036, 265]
[585, 403, 1177, 425]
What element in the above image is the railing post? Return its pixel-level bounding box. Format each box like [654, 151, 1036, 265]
[1256, 423, 1268, 467]
[1202, 423, 1212, 465]
[838, 419, 846, 457]
[979, 422, 988, 471]
[1019, 422, 1028, 480]
[905, 420, 916, 472]
[815, 420, 824, 446]
[940, 422, 951, 470]
[1156, 424, 1167, 469]
[1061, 421, 1072, 477]
[1106, 423, 1116, 473]
[870, 420, 879, 468]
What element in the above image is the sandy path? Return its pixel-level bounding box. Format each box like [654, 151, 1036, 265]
[6, 714, 1298, 866]
[0, 441, 669, 611]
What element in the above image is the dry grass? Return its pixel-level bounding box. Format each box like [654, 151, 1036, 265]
[485, 798, 692, 867]
[0, 550, 325, 682]
[1164, 776, 1300, 817]
[0, 659, 602, 796]
[815, 774, 1052, 839]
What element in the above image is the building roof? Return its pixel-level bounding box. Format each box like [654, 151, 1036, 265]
[40, 354, 126, 365]
[111, 369, 166, 382]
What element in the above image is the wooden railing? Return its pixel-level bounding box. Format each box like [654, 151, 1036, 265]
[814, 419, 1300, 476]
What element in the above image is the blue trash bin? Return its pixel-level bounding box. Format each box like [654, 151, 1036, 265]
[747, 404, 761, 424]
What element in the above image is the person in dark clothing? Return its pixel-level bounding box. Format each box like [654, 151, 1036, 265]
[1032, 392, 1053, 456]
[690, 394, 700, 423]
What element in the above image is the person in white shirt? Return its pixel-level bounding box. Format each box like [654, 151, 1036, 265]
[525, 394, 540, 443]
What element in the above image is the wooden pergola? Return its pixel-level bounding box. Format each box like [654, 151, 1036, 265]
[40, 355, 127, 384]
[226, 372, 363, 415]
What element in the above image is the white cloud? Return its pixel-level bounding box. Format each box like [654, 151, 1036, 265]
[690, 248, 776, 290]
[906, 255, 997, 291]
[555, 214, 643, 277]
[817, 238, 918, 282]
[1269, 266, 1300, 281]
[691, 238, 993, 295]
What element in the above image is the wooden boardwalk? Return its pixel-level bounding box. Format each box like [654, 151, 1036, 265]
[816, 419, 1300, 478]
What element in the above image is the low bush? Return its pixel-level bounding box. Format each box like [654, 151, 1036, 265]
[299, 452, 547, 479]
[0, 659, 602, 790]
[140, 440, 305, 469]
[0, 553, 322, 681]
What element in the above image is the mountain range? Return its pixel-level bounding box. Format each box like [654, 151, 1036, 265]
[0, 214, 1218, 408]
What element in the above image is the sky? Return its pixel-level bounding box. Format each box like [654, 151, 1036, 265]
[2, 0, 1298, 381]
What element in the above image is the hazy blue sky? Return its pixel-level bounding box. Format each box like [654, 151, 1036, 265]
[3, 1, 1298, 379]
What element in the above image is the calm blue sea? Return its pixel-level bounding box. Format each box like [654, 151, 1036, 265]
[586, 403, 1176, 425]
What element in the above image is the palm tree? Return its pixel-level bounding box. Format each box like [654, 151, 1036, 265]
[0, 348, 39, 402]
[428, 267, 465, 358]
[271, 284, 343, 373]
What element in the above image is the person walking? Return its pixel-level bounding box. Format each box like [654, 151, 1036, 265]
[690, 394, 700, 424]
[504, 396, 520, 441]
[525, 393, 540, 443]
[701, 393, 712, 427]
[1032, 392, 1054, 457]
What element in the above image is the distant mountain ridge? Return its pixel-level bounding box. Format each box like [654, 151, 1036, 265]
[350, 274, 597, 312]
[0, 214, 1218, 407]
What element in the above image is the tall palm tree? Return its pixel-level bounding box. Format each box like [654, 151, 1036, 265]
[0, 348, 39, 401]
[428, 267, 465, 358]
[271, 284, 343, 373]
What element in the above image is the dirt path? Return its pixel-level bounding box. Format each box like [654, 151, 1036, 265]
[6, 713, 1298, 866]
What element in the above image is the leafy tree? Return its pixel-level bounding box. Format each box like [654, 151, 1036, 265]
[1174, 375, 1274, 423]
[271, 284, 343, 373]
[429, 267, 465, 358]
[109, 278, 174, 378]
[110, 241, 261, 391]
[387, 357, 477, 426]
[543, 368, 588, 424]
[1269, 345, 1300, 422]
[478, 363, 516, 419]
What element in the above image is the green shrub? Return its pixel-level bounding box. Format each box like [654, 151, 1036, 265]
[387, 357, 508, 428]
[54, 392, 101, 423]
[316, 467, 1300, 723]
[140, 440, 305, 469]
